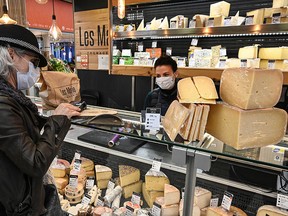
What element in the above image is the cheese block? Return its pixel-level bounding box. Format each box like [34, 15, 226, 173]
[64, 183, 84, 197]
[142, 182, 164, 207]
[71, 157, 94, 172]
[57, 159, 70, 174]
[55, 175, 69, 190]
[206, 103, 287, 150]
[88, 185, 101, 204]
[259, 47, 288, 60]
[122, 180, 143, 199]
[210, 1, 230, 17]
[273, 0, 288, 8]
[179, 199, 201, 216]
[194, 187, 212, 209]
[65, 189, 84, 204]
[197, 105, 210, 142]
[162, 204, 180, 216]
[180, 103, 196, 140]
[257, 205, 288, 216]
[159, 16, 169, 29]
[178, 78, 200, 101]
[238, 46, 258, 59]
[193, 76, 218, 100]
[225, 58, 241, 68]
[207, 207, 233, 216]
[119, 165, 140, 187]
[247, 9, 265, 25]
[193, 15, 209, 27]
[137, 19, 145, 31]
[163, 100, 190, 141]
[192, 105, 204, 142]
[164, 184, 180, 205]
[145, 169, 170, 191]
[194, 49, 212, 59]
[95, 165, 112, 181]
[212, 45, 221, 57]
[96, 179, 110, 189]
[50, 164, 66, 178]
[220, 68, 283, 109]
[260, 59, 288, 70]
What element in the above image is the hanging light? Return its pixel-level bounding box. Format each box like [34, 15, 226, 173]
[49, 0, 62, 42]
[35, 0, 48, 4]
[0, 1, 17, 25]
[118, 0, 125, 19]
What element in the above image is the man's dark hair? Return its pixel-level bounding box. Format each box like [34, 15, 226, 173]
[154, 55, 178, 73]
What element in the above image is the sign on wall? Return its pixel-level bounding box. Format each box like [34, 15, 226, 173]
[74, 9, 110, 70]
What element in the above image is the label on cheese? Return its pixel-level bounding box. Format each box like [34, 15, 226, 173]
[210, 195, 219, 207]
[277, 193, 288, 209]
[151, 202, 162, 216]
[74, 159, 82, 172]
[69, 175, 78, 188]
[96, 196, 105, 207]
[131, 192, 141, 205]
[81, 194, 91, 206]
[85, 177, 95, 190]
[74, 150, 81, 160]
[125, 205, 134, 216]
[221, 191, 233, 211]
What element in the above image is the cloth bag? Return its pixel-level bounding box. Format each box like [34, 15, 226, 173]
[39, 71, 81, 109]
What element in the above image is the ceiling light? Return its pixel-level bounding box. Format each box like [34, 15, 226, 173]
[49, 0, 62, 42]
[118, 0, 125, 19]
[35, 0, 48, 4]
[0, 5, 17, 25]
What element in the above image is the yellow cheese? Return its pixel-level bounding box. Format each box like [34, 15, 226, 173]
[220, 68, 283, 109]
[180, 103, 196, 140]
[188, 105, 202, 142]
[164, 184, 180, 205]
[96, 179, 110, 189]
[137, 19, 145, 31]
[238, 46, 258, 59]
[194, 187, 212, 209]
[55, 176, 69, 190]
[225, 58, 241, 68]
[264, 7, 288, 18]
[193, 76, 218, 100]
[273, 0, 288, 8]
[207, 207, 233, 216]
[179, 199, 201, 216]
[260, 59, 288, 70]
[177, 78, 201, 101]
[142, 183, 164, 207]
[257, 205, 288, 216]
[95, 165, 112, 181]
[65, 189, 84, 204]
[122, 180, 143, 199]
[207, 15, 225, 27]
[192, 105, 204, 142]
[210, 1, 230, 17]
[145, 169, 170, 191]
[151, 18, 162, 30]
[259, 47, 288, 60]
[266, 16, 288, 24]
[193, 15, 209, 27]
[71, 157, 94, 172]
[119, 165, 140, 187]
[247, 9, 265, 24]
[64, 183, 84, 197]
[162, 204, 180, 216]
[50, 167, 66, 178]
[206, 103, 287, 150]
[159, 16, 169, 29]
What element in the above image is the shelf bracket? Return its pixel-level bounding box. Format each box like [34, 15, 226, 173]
[172, 146, 211, 216]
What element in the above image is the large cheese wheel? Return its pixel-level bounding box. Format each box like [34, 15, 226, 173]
[257, 205, 288, 216]
[220, 68, 283, 109]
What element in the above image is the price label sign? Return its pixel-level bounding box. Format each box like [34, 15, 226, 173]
[73, 159, 82, 172]
[181, 188, 185, 199]
[81, 194, 91, 206]
[107, 180, 115, 190]
[221, 191, 234, 211]
[224, 17, 231, 26]
[151, 202, 162, 216]
[166, 47, 172, 56]
[219, 59, 226, 68]
[152, 41, 158, 48]
[189, 58, 196, 67]
[151, 158, 162, 172]
[277, 193, 288, 210]
[272, 13, 281, 24]
[220, 48, 227, 57]
[86, 177, 95, 190]
[189, 19, 196, 28]
[131, 192, 141, 205]
[240, 59, 247, 68]
[268, 60, 276, 69]
[138, 44, 144, 52]
[207, 18, 214, 27]
[119, 58, 125, 65]
[69, 175, 78, 189]
[210, 195, 220, 207]
[245, 16, 254, 25]
[191, 39, 198, 46]
[145, 108, 161, 131]
[96, 197, 105, 207]
[74, 150, 81, 160]
[125, 205, 134, 216]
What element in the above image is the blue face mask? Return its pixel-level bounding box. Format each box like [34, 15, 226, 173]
[17, 61, 40, 90]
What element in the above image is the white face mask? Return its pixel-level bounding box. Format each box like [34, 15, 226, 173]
[156, 76, 175, 90]
[17, 61, 40, 90]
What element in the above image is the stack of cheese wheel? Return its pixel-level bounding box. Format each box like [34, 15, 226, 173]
[95, 165, 113, 189]
[70, 168, 87, 185]
[206, 68, 287, 150]
[71, 157, 94, 178]
[64, 183, 85, 205]
[50, 159, 70, 195]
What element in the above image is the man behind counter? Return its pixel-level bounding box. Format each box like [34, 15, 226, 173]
[144, 56, 178, 116]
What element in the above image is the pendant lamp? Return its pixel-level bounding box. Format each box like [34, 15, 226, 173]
[49, 0, 62, 42]
[118, 0, 125, 19]
[35, 0, 48, 4]
[0, 1, 17, 25]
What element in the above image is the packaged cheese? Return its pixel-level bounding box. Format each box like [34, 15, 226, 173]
[220, 68, 283, 109]
[145, 169, 170, 191]
[273, 0, 288, 8]
[210, 1, 230, 17]
[142, 183, 164, 207]
[206, 103, 287, 150]
[238, 45, 258, 59]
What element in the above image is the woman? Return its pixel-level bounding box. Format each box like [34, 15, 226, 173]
[0, 24, 81, 215]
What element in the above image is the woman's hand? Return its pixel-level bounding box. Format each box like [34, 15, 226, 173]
[53, 103, 81, 119]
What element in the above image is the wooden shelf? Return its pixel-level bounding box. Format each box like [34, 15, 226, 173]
[111, 65, 288, 85]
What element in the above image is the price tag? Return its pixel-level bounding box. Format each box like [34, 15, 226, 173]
[277, 193, 288, 209]
[118, 25, 125, 32]
[220, 48, 227, 57]
[131, 192, 141, 205]
[207, 18, 214, 27]
[146, 22, 151, 30]
[189, 58, 196, 67]
[134, 58, 140, 66]
[145, 108, 161, 131]
[107, 180, 115, 190]
[191, 39, 198, 46]
[221, 191, 234, 211]
[189, 19, 196, 28]
[245, 16, 254, 25]
[81, 194, 91, 206]
[73, 159, 82, 172]
[219, 59, 226, 68]
[126, 24, 134, 31]
[96, 197, 105, 207]
[74, 150, 81, 160]
[138, 44, 144, 52]
[268, 60, 276, 69]
[119, 58, 125, 65]
[166, 47, 172, 56]
[210, 195, 220, 207]
[86, 177, 95, 190]
[151, 202, 162, 216]
[151, 158, 162, 172]
[125, 205, 134, 216]
[181, 188, 185, 199]
[152, 41, 157, 48]
[178, 58, 186, 67]
[272, 13, 281, 24]
[113, 45, 117, 50]
[224, 17, 231, 26]
[69, 175, 78, 188]
[240, 59, 247, 67]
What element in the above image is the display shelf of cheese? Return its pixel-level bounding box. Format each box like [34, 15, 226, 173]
[111, 65, 288, 84]
[113, 23, 288, 40]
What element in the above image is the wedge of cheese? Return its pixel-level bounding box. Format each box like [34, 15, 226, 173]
[225, 58, 241, 68]
[55, 175, 69, 190]
[193, 76, 219, 100]
[178, 78, 200, 101]
[206, 103, 287, 150]
[194, 187, 212, 209]
[247, 9, 265, 25]
[142, 183, 164, 207]
[145, 169, 170, 191]
[50, 163, 66, 178]
[257, 205, 288, 216]
[179, 199, 201, 216]
[273, 0, 288, 8]
[164, 184, 180, 205]
[163, 100, 190, 141]
[137, 19, 145, 31]
[96, 179, 110, 189]
[188, 105, 203, 142]
[210, 1, 230, 17]
[220, 68, 283, 109]
[180, 103, 196, 140]
[197, 105, 210, 142]
[71, 157, 94, 172]
[193, 15, 209, 27]
[238, 46, 258, 59]
[95, 165, 112, 181]
[159, 16, 169, 29]
[122, 180, 142, 199]
[259, 47, 288, 60]
[119, 165, 140, 187]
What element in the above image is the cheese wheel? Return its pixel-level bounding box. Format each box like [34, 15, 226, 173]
[57, 159, 70, 174]
[93, 206, 113, 216]
[50, 163, 66, 178]
[257, 205, 288, 216]
[64, 183, 84, 197]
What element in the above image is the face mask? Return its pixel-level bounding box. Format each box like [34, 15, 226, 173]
[17, 61, 40, 90]
[156, 76, 175, 90]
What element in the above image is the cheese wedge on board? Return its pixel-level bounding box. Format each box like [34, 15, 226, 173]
[119, 165, 140, 187]
[210, 1, 230, 17]
[193, 76, 218, 100]
[95, 165, 112, 181]
[197, 105, 210, 142]
[257, 205, 288, 216]
[220, 68, 283, 109]
[180, 103, 196, 140]
[145, 169, 170, 191]
[142, 183, 164, 207]
[206, 103, 287, 150]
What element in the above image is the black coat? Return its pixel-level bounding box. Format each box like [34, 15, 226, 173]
[0, 92, 71, 216]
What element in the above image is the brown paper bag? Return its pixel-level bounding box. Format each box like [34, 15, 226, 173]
[39, 71, 81, 109]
